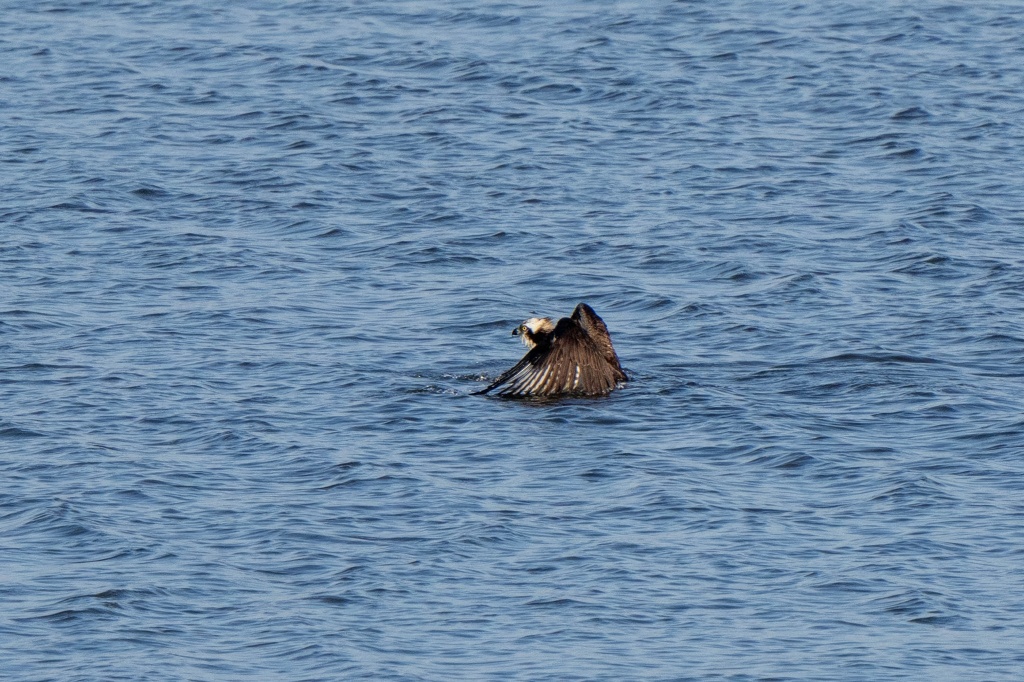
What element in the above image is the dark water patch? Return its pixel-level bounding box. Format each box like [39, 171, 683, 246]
[521, 83, 585, 101]
[814, 352, 941, 365]
[130, 186, 171, 199]
[748, 451, 818, 470]
[0, 425, 45, 439]
[892, 106, 931, 120]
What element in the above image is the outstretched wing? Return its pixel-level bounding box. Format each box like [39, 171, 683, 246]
[571, 303, 627, 381]
[474, 346, 541, 395]
[478, 316, 623, 397]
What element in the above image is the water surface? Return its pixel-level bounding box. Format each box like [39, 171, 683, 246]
[3, 1, 1024, 679]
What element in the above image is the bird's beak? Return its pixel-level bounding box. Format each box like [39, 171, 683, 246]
[511, 327, 520, 336]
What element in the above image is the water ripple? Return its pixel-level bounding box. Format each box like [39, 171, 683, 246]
[2, 0, 1024, 680]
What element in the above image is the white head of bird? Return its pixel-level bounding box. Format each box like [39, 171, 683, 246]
[512, 317, 555, 349]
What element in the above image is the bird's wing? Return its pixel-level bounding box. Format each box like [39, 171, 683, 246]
[480, 317, 621, 397]
[474, 348, 539, 395]
[571, 303, 627, 381]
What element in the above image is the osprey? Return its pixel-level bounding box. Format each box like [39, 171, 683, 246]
[477, 303, 627, 397]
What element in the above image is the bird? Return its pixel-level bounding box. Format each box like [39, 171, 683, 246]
[476, 303, 627, 397]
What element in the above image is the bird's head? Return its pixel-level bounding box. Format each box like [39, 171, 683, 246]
[512, 317, 555, 349]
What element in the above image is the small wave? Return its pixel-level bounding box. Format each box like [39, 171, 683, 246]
[814, 352, 941, 365]
[892, 106, 931, 120]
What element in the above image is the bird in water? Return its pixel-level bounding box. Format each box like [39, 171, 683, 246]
[477, 303, 627, 398]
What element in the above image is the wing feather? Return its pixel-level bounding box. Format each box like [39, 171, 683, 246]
[571, 303, 627, 382]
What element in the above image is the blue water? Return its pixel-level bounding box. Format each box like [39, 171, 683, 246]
[3, 1, 1024, 679]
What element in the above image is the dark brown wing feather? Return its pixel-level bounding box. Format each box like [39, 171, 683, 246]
[571, 303, 627, 381]
[478, 311, 625, 397]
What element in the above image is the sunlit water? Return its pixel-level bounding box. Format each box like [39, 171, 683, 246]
[3, 1, 1024, 680]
